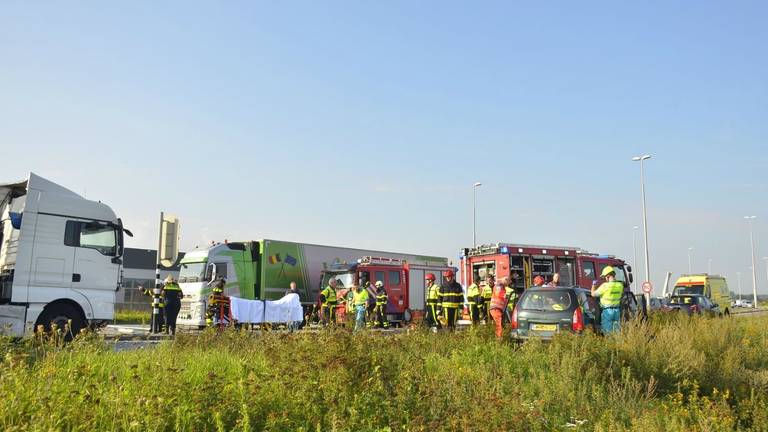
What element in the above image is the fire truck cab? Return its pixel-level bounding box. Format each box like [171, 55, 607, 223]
[460, 243, 632, 291]
[319, 256, 452, 324]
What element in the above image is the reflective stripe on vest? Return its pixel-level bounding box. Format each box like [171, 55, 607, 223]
[597, 281, 624, 307]
[322, 286, 337, 304]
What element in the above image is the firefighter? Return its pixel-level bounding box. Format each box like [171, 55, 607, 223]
[206, 278, 229, 328]
[438, 270, 463, 330]
[162, 276, 183, 335]
[424, 273, 441, 330]
[373, 281, 389, 329]
[489, 281, 507, 338]
[591, 266, 624, 334]
[320, 279, 338, 326]
[501, 276, 517, 323]
[467, 276, 481, 325]
[139, 281, 164, 333]
[481, 275, 494, 322]
[352, 284, 369, 331]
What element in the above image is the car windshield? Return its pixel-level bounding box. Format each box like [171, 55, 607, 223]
[519, 290, 573, 312]
[178, 262, 206, 283]
[674, 284, 704, 295]
[670, 296, 698, 305]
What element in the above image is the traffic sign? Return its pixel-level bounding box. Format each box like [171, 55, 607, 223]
[642, 281, 653, 294]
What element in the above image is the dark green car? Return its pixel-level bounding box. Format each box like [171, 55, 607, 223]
[510, 286, 646, 340]
[510, 287, 598, 340]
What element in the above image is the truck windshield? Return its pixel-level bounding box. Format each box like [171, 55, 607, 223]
[179, 262, 206, 283]
[321, 272, 355, 289]
[612, 266, 627, 283]
[674, 285, 704, 295]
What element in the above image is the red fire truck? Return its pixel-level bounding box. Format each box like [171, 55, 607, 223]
[460, 243, 633, 291]
[319, 256, 453, 324]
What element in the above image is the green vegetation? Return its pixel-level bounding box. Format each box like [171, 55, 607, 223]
[1, 316, 767, 431]
[114, 309, 151, 325]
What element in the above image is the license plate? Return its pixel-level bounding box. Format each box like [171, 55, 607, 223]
[531, 324, 558, 331]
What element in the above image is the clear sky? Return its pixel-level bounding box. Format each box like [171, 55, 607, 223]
[2, 1, 767, 294]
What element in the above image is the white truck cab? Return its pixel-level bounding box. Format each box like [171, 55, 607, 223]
[0, 173, 130, 338]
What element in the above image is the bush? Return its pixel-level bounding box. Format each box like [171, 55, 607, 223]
[0, 316, 766, 431]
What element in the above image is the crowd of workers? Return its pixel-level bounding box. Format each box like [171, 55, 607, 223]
[143, 264, 626, 337]
[316, 265, 627, 336]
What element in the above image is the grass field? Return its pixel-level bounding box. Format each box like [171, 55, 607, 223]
[113, 309, 151, 325]
[1, 315, 766, 431]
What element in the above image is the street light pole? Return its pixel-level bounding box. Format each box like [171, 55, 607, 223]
[708, 258, 712, 275]
[688, 247, 694, 274]
[745, 216, 758, 309]
[737, 271, 742, 301]
[632, 226, 639, 292]
[472, 182, 482, 247]
[632, 155, 652, 306]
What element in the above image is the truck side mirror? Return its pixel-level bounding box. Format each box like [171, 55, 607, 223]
[628, 273, 634, 284]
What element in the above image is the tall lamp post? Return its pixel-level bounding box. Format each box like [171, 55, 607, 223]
[708, 258, 712, 275]
[745, 216, 758, 308]
[472, 182, 482, 247]
[737, 271, 742, 301]
[688, 247, 694, 274]
[632, 154, 652, 304]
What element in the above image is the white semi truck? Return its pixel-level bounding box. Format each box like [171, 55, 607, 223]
[0, 173, 131, 338]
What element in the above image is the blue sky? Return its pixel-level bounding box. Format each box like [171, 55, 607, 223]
[2, 1, 767, 294]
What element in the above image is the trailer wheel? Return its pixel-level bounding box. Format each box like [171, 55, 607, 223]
[36, 303, 85, 341]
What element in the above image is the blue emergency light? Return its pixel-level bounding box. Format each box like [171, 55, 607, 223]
[500, 246, 509, 254]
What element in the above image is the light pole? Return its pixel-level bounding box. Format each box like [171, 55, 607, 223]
[708, 258, 712, 275]
[764, 257, 768, 298]
[472, 182, 482, 247]
[632, 154, 652, 304]
[632, 226, 639, 292]
[745, 216, 758, 308]
[688, 247, 694, 274]
[737, 271, 742, 301]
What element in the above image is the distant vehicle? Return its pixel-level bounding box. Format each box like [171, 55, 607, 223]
[663, 295, 721, 317]
[460, 243, 633, 293]
[175, 240, 450, 328]
[510, 287, 599, 340]
[743, 300, 753, 308]
[0, 173, 131, 338]
[672, 274, 731, 316]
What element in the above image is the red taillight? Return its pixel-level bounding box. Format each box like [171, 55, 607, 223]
[511, 306, 519, 329]
[572, 307, 584, 332]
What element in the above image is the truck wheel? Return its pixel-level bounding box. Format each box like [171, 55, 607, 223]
[36, 303, 85, 341]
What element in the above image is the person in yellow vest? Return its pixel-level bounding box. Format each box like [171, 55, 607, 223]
[466, 276, 482, 325]
[480, 275, 494, 322]
[424, 273, 441, 330]
[501, 276, 517, 323]
[591, 266, 624, 334]
[352, 284, 369, 331]
[320, 279, 339, 326]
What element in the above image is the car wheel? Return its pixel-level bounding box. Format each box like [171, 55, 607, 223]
[36, 303, 85, 341]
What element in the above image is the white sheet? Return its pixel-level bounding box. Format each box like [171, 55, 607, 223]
[229, 294, 303, 324]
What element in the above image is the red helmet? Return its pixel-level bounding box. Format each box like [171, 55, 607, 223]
[425, 273, 436, 281]
[443, 270, 455, 278]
